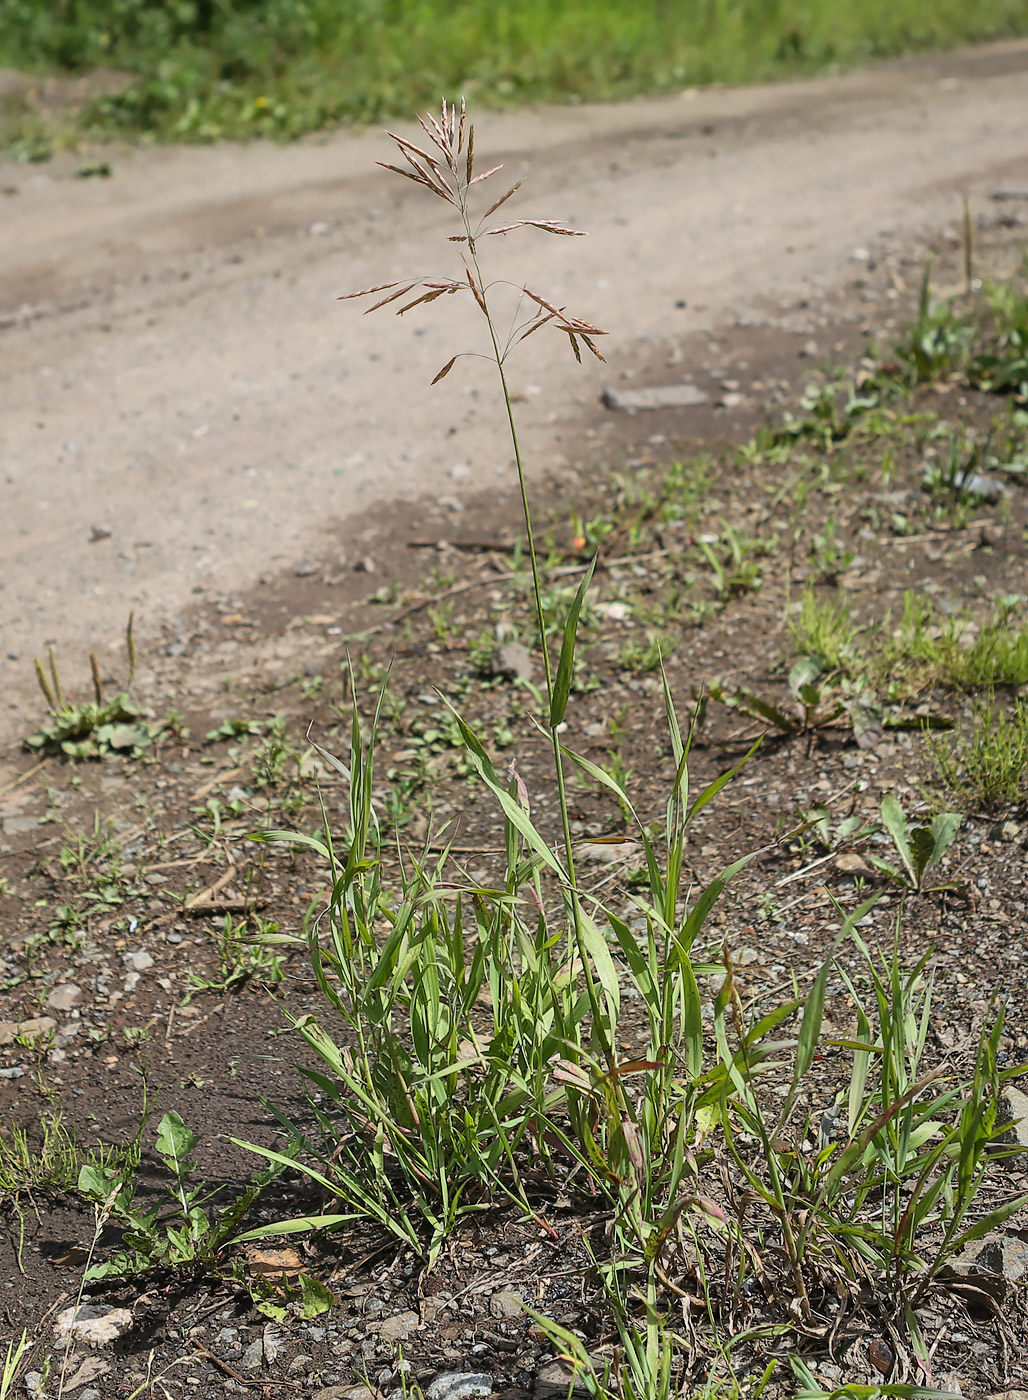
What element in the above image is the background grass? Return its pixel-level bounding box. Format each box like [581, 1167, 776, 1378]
[2, 0, 1028, 147]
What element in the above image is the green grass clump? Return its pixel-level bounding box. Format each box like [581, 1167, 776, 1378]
[928, 696, 1028, 811]
[881, 593, 1028, 694]
[4, 0, 1028, 146]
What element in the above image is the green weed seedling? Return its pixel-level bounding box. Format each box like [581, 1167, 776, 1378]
[794, 804, 881, 857]
[869, 795, 961, 892]
[717, 922, 1028, 1319]
[710, 656, 882, 751]
[891, 257, 974, 385]
[927, 695, 1028, 812]
[696, 524, 766, 599]
[26, 617, 161, 759]
[77, 1112, 326, 1315]
[182, 914, 285, 1002]
[791, 1356, 963, 1400]
[0, 1333, 30, 1400]
[971, 259, 1028, 399]
[788, 589, 864, 676]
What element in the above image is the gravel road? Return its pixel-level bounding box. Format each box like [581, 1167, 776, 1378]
[1, 38, 1027, 746]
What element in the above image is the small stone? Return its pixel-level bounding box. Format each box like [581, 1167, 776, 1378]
[942, 1232, 1028, 1300]
[314, 1388, 376, 1400]
[166, 931, 184, 944]
[593, 602, 628, 622]
[490, 643, 534, 684]
[47, 984, 82, 1011]
[601, 383, 708, 413]
[960, 472, 1009, 503]
[294, 562, 318, 577]
[0, 1066, 25, 1079]
[123, 950, 153, 972]
[1001, 1086, 1028, 1150]
[55, 1303, 133, 1345]
[426, 1375, 494, 1400]
[718, 391, 743, 408]
[288, 1354, 315, 1374]
[354, 556, 377, 574]
[371, 1311, 419, 1343]
[536, 1359, 592, 1395]
[0, 1016, 56, 1046]
[999, 820, 1022, 843]
[309, 221, 330, 236]
[489, 1288, 523, 1318]
[241, 1338, 265, 1370]
[799, 339, 819, 357]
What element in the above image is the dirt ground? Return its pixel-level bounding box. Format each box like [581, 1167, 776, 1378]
[2, 38, 1028, 1400]
[2, 39, 1028, 759]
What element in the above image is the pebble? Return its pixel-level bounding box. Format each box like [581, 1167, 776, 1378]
[601, 383, 707, 413]
[241, 1338, 265, 1369]
[960, 472, 1010, 503]
[123, 950, 154, 972]
[426, 1374, 494, 1400]
[314, 1388, 376, 1400]
[0, 1016, 56, 1046]
[166, 931, 184, 944]
[54, 1303, 133, 1345]
[46, 984, 83, 1011]
[489, 1288, 524, 1318]
[0, 1066, 25, 1079]
[536, 1359, 592, 1395]
[371, 1311, 420, 1343]
[1001, 1086, 1028, 1149]
[490, 642, 534, 684]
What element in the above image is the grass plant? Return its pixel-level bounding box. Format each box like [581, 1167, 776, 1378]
[209, 106, 1028, 1392]
[927, 695, 1028, 811]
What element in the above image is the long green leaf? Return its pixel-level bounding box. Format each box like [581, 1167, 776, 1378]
[550, 553, 596, 726]
[445, 705, 566, 877]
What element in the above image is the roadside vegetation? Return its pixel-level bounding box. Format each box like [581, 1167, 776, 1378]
[1, 108, 1028, 1399]
[3, 0, 1028, 156]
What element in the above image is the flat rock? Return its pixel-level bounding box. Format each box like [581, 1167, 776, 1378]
[1001, 1086, 1028, 1150]
[601, 383, 707, 413]
[536, 1359, 593, 1395]
[490, 642, 534, 683]
[315, 1389, 376, 1400]
[47, 983, 83, 1011]
[240, 1337, 265, 1370]
[54, 1304, 133, 1346]
[489, 1288, 524, 1318]
[426, 1374, 494, 1400]
[371, 1310, 420, 1343]
[0, 1016, 56, 1046]
[941, 1231, 1028, 1301]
